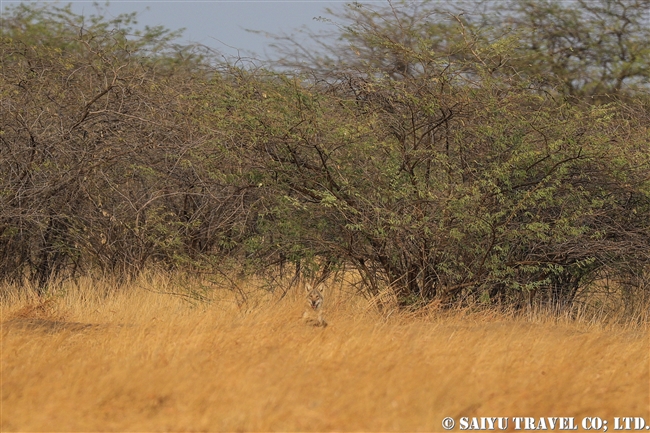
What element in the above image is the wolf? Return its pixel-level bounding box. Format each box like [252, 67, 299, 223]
[302, 282, 327, 327]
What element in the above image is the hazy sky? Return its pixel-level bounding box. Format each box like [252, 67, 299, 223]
[1, 0, 368, 58]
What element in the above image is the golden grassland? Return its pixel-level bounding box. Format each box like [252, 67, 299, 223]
[1, 275, 648, 432]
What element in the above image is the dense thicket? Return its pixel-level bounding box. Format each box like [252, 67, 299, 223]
[2, 1, 649, 315]
[1, 4, 254, 290]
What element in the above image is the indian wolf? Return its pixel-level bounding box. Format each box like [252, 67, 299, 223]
[302, 283, 327, 327]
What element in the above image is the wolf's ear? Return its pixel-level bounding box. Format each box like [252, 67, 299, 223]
[316, 283, 324, 293]
[304, 282, 312, 293]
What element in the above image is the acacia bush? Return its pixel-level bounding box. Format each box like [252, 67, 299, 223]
[0, 4, 258, 291]
[247, 0, 650, 308]
[492, 0, 650, 101]
[227, 35, 650, 308]
[1, 2, 649, 316]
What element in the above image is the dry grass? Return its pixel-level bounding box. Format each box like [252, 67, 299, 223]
[1, 276, 648, 432]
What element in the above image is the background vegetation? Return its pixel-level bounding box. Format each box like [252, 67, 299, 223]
[2, 0, 649, 319]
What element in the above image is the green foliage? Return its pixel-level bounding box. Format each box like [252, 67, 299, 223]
[492, 0, 650, 101]
[1, 1, 649, 313]
[245, 0, 650, 306]
[0, 3, 235, 290]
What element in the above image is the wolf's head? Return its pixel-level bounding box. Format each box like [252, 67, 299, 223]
[305, 283, 324, 311]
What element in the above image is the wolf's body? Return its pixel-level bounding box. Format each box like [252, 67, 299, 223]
[302, 283, 327, 327]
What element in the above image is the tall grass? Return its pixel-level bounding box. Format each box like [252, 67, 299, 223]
[1, 275, 648, 431]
